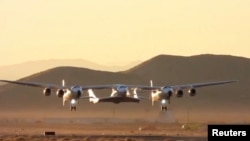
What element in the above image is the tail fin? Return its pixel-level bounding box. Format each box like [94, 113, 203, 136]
[150, 80, 155, 106]
[87, 89, 99, 104]
[111, 88, 117, 97]
[133, 88, 139, 99]
[62, 79, 65, 87]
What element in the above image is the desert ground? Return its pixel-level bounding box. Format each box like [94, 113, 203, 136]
[1, 102, 250, 141]
[1, 106, 250, 141]
[0, 119, 207, 141]
[0, 110, 209, 141]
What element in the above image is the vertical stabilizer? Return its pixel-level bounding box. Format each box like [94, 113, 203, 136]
[62, 79, 66, 106]
[133, 88, 139, 99]
[62, 79, 65, 87]
[111, 88, 117, 97]
[150, 80, 155, 106]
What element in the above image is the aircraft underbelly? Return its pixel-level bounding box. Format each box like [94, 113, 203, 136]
[99, 97, 140, 103]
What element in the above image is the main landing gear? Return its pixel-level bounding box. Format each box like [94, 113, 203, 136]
[70, 106, 76, 111]
[161, 106, 167, 111]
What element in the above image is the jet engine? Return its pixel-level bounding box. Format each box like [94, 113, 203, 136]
[43, 88, 51, 96]
[162, 86, 173, 97]
[175, 89, 184, 97]
[71, 86, 83, 98]
[188, 88, 196, 96]
[56, 89, 64, 97]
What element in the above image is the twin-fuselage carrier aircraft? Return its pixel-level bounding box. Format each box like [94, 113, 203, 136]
[137, 80, 237, 111]
[0, 79, 237, 111]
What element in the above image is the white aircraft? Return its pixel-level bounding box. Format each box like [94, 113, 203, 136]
[88, 84, 144, 104]
[138, 80, 237, 111]
[0, 79, 126, 111]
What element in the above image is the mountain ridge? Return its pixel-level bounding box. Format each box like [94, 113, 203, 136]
[0, 59, 142, 81]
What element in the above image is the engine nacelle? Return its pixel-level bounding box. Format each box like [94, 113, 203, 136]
[43, 88, 51, 96]
[188, 88, 196, 96]
[162, 86, 173, 97]
[71, 86, 83, 98]
[56, 89, 64, 98]
[175, 89, 183, 97]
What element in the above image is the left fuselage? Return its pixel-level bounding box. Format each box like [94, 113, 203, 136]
[152, 91, 171, 101]
[63, 86, 83, 105]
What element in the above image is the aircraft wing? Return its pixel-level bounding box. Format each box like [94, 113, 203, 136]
[132, 80, 237, 91]
[82, 84, 151, 90]
[82, 84, 115, 90]
[171, 80, 237, 89]
[0, 80, 117, 90]
[131, 85, 162, 90]
[97, 96, 140, 103]
[0, 80, 65, 89]
[0, 80, 145, 91]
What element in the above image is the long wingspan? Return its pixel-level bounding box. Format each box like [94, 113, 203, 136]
[0, 79, 237, 92]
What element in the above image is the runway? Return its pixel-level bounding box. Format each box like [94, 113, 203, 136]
[0, 113, 208, 141]
[0, 134, 207, 141]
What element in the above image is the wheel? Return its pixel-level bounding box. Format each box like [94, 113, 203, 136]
[161, 106, 167, 111]
[161, 106, 164, 111]
[164, 106, 167, 111]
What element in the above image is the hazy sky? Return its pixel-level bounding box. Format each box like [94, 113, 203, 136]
[1, 0, 250, 66]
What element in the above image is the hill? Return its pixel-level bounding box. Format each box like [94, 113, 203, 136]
[126, 54, 249, 83]
[0, 59, 141, 81]
[0, 54, 250, 123]
[124, 54, 250, 121]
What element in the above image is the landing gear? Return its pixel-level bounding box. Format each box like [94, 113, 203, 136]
[70, 106, 76, 111]
[161, 106, 167, 111]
